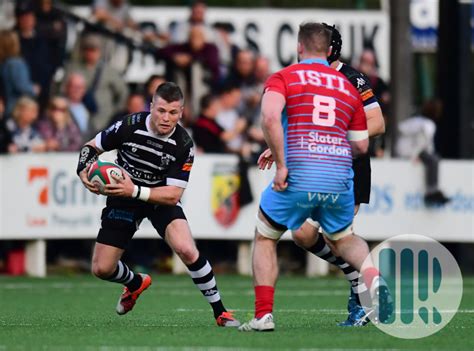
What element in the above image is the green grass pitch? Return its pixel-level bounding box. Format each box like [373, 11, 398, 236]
[0, 274, 473, 350]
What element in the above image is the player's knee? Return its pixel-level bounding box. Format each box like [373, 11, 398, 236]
[291, 230, 306, 247]
[255, 229, 278, 243]
[173, 243, 199, 265]
[323, 224, 354, 243]
[91, 261, 116, 279]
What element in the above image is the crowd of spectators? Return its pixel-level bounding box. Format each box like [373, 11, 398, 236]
[0, 0, 391, 161]
[0, 0, 271, 160]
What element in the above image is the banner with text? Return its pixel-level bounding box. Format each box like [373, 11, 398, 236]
[0, 154, 472, 242]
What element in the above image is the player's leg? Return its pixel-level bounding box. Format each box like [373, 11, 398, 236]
[94, 198, 152, 315]
[292, 221, 369, 326]
[292, 220, 366, 293]
[151, 205, 240, 327]
[317, 192, 393, 323]
[240, 185, 306, 332]
[239, 209, 284, 332]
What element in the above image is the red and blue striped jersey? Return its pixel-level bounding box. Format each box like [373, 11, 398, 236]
[264, 59, 368, 193]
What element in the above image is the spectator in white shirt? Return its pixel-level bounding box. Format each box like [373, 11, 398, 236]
[396, 99, 450, 207]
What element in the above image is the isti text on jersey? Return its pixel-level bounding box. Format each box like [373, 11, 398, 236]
[293, 70, 350, 95]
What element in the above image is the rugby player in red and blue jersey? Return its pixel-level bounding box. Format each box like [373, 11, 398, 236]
[257, 24, 387, 327]
[239, 22, 391, 332]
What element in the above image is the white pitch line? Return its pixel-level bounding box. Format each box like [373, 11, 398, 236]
[0, 347, 456, 351]
[78, 347, 414, 351]
[175, 308, 474, 314]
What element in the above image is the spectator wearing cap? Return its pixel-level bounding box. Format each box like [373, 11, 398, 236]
[62, 34, 128, 137]
[14, 1, 58, 111]
[0, 29, 36, 118]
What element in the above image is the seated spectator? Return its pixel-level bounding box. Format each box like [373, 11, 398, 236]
[62, 34, 128, 137]
[6, 96, 45, 152]
[396, 99, 450, 207]
[38, 96, 83, 152]
[109, 92, 146, 125]
[63, 73, 90, 135]
[192, 93, 247, 154]
[215, 84, 247, 154]
[0, 29, 36, 118]
[144, 74, 165, 111]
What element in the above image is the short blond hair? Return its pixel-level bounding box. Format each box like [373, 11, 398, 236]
[12, 97, 39, 123]
[0, 30, 21, 63]
[298, 22, 331, 55]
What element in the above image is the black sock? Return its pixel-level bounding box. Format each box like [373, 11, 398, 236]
[307, 235, 367, 305]
[105, 260, 143, 292]
[187, 255, 226, 319]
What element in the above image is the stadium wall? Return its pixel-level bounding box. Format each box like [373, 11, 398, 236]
[0, 153, 472, 242]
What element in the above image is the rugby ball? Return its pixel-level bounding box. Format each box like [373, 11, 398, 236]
[87, 160, 124, 194]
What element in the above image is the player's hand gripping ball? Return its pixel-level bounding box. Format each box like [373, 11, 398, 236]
[87, 160, 124, 194]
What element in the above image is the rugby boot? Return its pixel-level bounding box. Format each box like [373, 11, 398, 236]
[216, 311, 241, 327]
[116, 273, 152, 315]
[238, 313, 275, 332]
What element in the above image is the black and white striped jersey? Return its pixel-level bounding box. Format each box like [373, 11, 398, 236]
[94, 112, 194, 188]
[335, 62, 380, 112]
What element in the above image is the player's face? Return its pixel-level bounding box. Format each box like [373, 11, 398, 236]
[150, 97, 183, 135]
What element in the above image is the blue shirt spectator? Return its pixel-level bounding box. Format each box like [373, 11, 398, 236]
[0, 30, 36, 118]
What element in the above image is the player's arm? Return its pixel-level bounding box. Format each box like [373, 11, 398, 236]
[76, 119, 127, 193]
[349, 137, 369, 157]
[105, 171, 185, 205]
[76, 138, 104, 194]
[261, 90, 287, 191]
[348, 101, 369, 157]
[350, 71, 385, 137]
[366, 106, 385, 137]
[105, 142, 194, 206]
